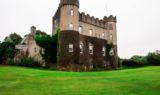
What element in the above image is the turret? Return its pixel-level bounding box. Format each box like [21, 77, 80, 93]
[59, 0, 79, 31]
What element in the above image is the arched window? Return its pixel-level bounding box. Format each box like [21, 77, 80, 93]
[102, 47, 106, 56]
[34, 48, 36, 53]
[79, 27, 82, 34]
[70, 9, 74, 16]
[90, 59, 93, 69]
[102, 33, 105, 39]
[89, 29, 93, 36]
[110, 49, 114, 55]
[69, 23, 73, 30]
[110, 35, 113, 40]
[69, 44, 73, 52]
[80, 44, 83, 53]
[89, 45, 93, 54]
[103, 61, 106, 66]
[109, 24, 113, 30]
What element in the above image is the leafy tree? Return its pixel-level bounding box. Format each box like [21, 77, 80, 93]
[36, 30, 47, 36]
[147, 52, 160, 66]
[35, 28, 60, 63]
[0, 40, 17, 64]
[20, 42, 26, 45]
[4, 36, 9, 41]
[9, 33, 22, 45]
[24, 34, 28, 37]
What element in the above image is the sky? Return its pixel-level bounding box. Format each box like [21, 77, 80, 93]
[0, 0, 160, 59]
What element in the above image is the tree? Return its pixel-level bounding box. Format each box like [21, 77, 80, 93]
[35, 28, 59, 63]
[0, 40, 17, 64]
[36, 30, 47, 36]
[4, 36, 9, 41]
[9, 33, 22, 45]
[24, 34, 28, 37]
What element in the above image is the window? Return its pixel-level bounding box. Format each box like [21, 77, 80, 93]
[42, 48, 45, 54]
[69, 44, 73, 52]
[110, 49, 114, 55]
[34, 48, 36, 53]
[103, 61, 106, 66]
[90, 60, 93, 69]
[80, 59, 83, 64]
[102, 47, 106, 56]
[17, 58, 19, 63]
[102, 33, 105, 39]
[109, 24, 113, 30]
[80, 44, 83, 53]
[70, 9, 74, 16]
[89, 45, 93, 54]
[89, 29, 93, 36]
[69, 23, 73, 30]
[79, 27, 82, 34]
[42, 59, 45, 65]
[110, 35, 113, 40]
[55, 20, 56, 24]
[99, 34, 100, 38]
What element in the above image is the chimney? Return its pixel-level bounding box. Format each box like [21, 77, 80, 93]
[30, 26, 36, 37]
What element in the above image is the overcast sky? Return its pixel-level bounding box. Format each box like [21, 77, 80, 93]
[0, 0, 160, 59]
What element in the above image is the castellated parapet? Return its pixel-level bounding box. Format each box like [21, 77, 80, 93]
[79, 12, 117, 28]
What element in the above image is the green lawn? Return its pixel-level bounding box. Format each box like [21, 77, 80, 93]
[0, 66, 160, 95]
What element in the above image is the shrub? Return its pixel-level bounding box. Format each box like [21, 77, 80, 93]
[122, 59, 145, 67]
[20, 42, 26, 45]
[147, 53, 160, 66]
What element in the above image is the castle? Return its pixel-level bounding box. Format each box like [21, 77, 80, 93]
[14, 0, 118, 68]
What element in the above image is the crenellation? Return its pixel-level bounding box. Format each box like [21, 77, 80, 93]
[79, 12, 116, 28]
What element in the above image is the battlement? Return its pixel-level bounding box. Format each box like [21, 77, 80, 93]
[53, 7, 60, 21]
[79, 12, 117, 28]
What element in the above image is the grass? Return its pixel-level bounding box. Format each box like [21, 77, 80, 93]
[0, 66, 160, 95]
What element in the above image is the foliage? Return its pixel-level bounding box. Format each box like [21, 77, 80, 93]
[9, 33, 22, 44]
[0, 41, 17, 62]
[9, 57, 41, 68]
[24, 34, 28, 37]
[118, 57, 122, 68]
[98, 60, 102, 68]
[107, 42, 113, 60]
[147, 52, 160, 66]
[35, 28, 60, 63]
[122, 59, 146, 67]
[36, 30, 47, 36]
[4, 36, 9, 41]
[130, 55, 147, 63]
[20, 42, 26, 45]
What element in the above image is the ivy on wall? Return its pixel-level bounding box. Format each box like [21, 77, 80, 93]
[57, 31, 72, 65]
[35, 28, 60, 63]
[107, 42, 113, 60]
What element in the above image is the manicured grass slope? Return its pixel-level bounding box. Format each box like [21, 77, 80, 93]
[0, 66, 160, 95]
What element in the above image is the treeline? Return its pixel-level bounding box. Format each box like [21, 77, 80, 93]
[122, 53, 160, 67]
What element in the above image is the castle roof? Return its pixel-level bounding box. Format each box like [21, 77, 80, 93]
[59, 0, 79, 8]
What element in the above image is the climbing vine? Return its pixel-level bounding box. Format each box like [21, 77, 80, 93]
[107, 42, 114, 60]
[35, 28, 60, 63]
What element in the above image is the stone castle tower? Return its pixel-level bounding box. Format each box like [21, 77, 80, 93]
[52, 0, 118, 68]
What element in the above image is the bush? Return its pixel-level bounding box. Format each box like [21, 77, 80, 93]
[147, 53, 160, 66]
[20, 42, 26, 45]
[9, 57, 41, 68]
[122, 59, 145, 67]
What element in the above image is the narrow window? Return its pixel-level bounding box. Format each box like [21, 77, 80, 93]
[110, 49, 114, 55]
[80, 44, 83, 53]
[89, 29, 93, 36]
[18, 50, 20, 54]
[90, 60, 93, 69]
[89, 45, 93, 54]
[55, 20, 56, 24]
[42, 59, 45, 65]
[69, 44, 73, 52]
[103, 61, 106, 66]
[42, 48, 45, 54]
[102, 33, 105, 39]
[70, 23, 73, 30]
[102, 47, 106, 56]
[17, 58, 19, 63]
[109, 24, 113, 30]
[79, 27, 82, 34]
[110, 35, 113, 40]
[70, 9, 74, 16]
[34, 48, 36, 53]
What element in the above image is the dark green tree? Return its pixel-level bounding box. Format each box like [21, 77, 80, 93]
[9, 33, 22, 44]
[24, 34, 28, 37]
[35, 28, 59, 63]
[36, 30, 47, 36]
[4, 36, 9, 41]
